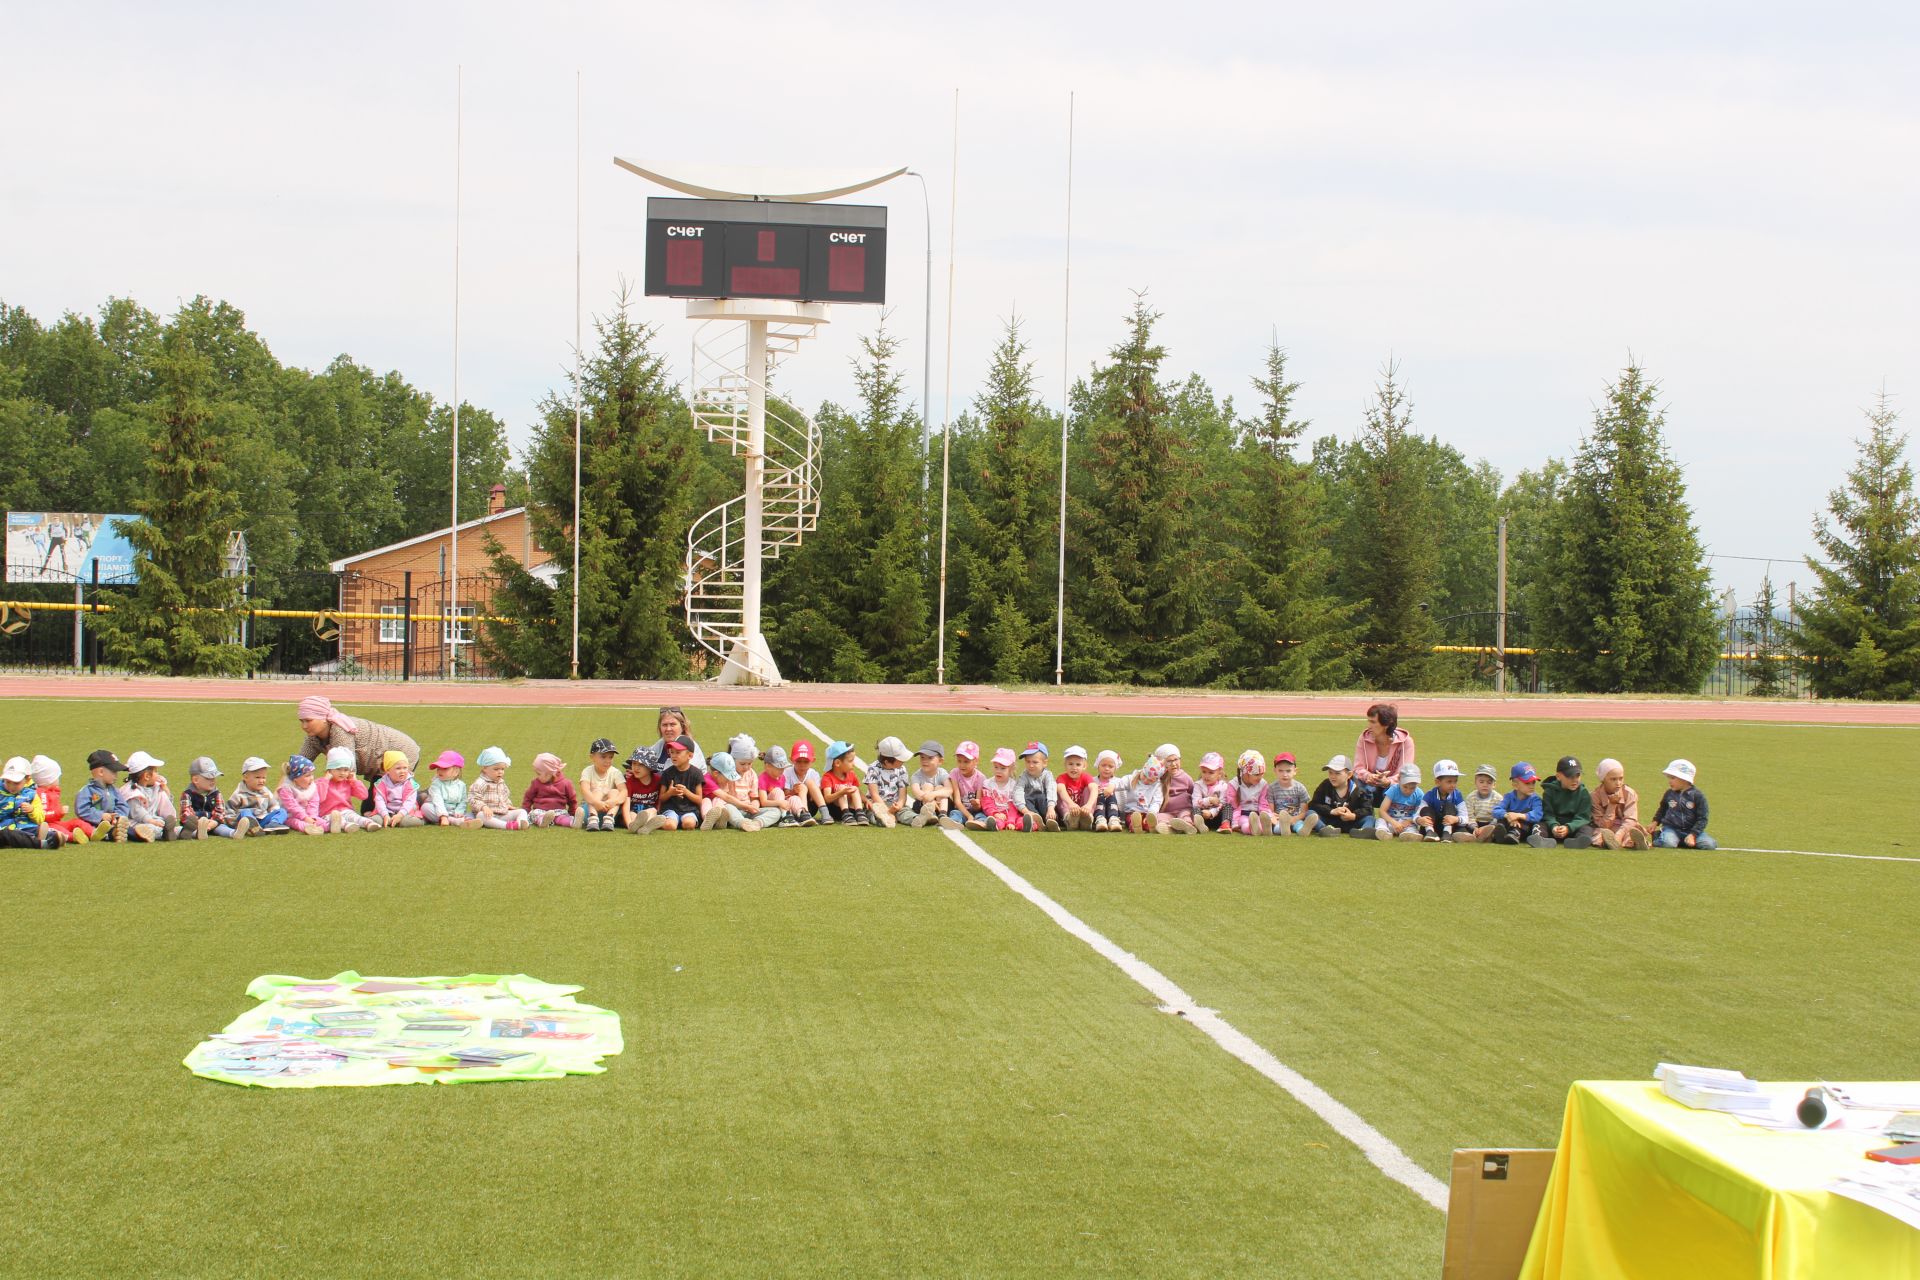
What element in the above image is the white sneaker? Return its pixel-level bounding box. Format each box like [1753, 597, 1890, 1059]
[700, 805, 727, 830]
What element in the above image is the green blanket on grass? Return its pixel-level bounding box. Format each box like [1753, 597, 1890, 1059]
[183, 970, 622, 1088]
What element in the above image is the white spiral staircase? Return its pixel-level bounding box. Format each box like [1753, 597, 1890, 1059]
[683, 318, 822, 677]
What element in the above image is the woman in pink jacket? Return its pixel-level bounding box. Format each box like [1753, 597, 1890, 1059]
[1353, 703, 1416, 807]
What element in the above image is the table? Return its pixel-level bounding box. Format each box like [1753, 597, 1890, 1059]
[1520, 1080, 1920, 1279]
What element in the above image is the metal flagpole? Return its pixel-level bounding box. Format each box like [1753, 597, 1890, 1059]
[934, 90, 959, 686]
[571, 70, 583, 678]
[906, 171, 934, 490]
[449, 65, 463, 670]
[1053, 92, 1075, 686]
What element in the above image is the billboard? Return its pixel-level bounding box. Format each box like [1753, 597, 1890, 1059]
[5, 512, 139, 584]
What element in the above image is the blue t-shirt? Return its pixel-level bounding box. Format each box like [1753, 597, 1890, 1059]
[1381, 784, 1424, 822]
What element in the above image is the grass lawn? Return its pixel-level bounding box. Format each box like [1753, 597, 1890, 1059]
[3, 697, 1916, 1276]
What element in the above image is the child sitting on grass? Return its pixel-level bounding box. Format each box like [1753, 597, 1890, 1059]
[0, 756, 60, 849]
[1537, 756, 1592, 849]
[228, 756, 290, 835]
[278, 755, 327, 836]
[656, 736, 707, 832]
[819, 741, 868, 826]
[1016, 743, 1059, 832]
[780, 741, 825, 826]
[523, 753, 578, 828]
[1375, 764, 1425, 842]
[908, 741, 955, 829]
[1090, 751, 1124, 832]
[467, 747, 526, 830]
[1055, 746, 1094, 832]
[179, 756, 241, 839]
[373, 751, 426, 829]
[1191, 752, 1230, 833]
[1490, 762, 1543, 846]
[949, 741, 986, 828]
[1227, 750, 1273, 836]
[319, 747, 381, 833]
[972, 747, 1026, 831]
[1266, 753, 1310, 837]
[625, 747, 665, 833]
[32, 756, 90, 845]
[1459, 764, 1500, 843]
[1122, 758, 1165, 834]
[700, 751, 763, 831]
[422, 751, 469, 827]
[577, 738, 627, 832]
[1308, 756, 1370, 838]
[1650, 759, 1716, 850]
[121, 751, 179, 841]
[76, 750, 134, 843]
[1588, 758, 1649, 849]
[865, 737, 913, 829]
[1416, 760, 1468, 842]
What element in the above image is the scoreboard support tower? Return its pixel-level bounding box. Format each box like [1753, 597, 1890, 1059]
[623, 160, 900, 687]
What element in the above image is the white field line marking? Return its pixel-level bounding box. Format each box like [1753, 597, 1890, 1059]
[1715, 846, 1920, 864]
[938, 824, 1448, 1212]
[787, 709, 868, 769]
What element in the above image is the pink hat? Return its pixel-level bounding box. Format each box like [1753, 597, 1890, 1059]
[955, 740, 979, 760]
[296, 695, 355, 732]
[1198, 751, 1224, 770]
[431, 750, 465, 770]
[990, 746, 1016, 767]
[533, 752, 565, 776]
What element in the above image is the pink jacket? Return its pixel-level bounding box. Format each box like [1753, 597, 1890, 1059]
[279, 780, 323, 830]
[1354, 728, 1416, 788]
[317, 776, 367, 817]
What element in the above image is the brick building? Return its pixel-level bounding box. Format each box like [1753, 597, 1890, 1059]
[328, 485, 554, 677]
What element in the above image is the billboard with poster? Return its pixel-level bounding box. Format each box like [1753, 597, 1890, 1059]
[4, 512, 138, 584]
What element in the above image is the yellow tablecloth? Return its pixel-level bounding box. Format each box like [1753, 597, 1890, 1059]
[1520, 1081, 1920, 1280]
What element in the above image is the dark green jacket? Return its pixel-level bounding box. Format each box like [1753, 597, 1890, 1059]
[1540, 781, 1592, 835]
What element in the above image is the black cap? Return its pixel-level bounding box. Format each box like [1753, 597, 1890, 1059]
[87, 749, 125, 772]
[590, 737, 617, 755]
[670, 735, 696, 752]
[1556, 755, 1582, 777]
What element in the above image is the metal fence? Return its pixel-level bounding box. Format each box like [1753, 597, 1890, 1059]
[0, 570, 512, 681]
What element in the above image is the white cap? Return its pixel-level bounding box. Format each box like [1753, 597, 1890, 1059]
[1432, 759, 1461, 778]
[1663, 759, 1697, 783]
[1322, 754, 1352, 772]
[1596, 758, 1624, 781]
[241, 756, 270, 774]
[1063, 745, 1087, 760]
[1154, 743, 1180, 760]
[325, 746, 356, 771]
[0, 756, 28, 783]
[30, 754, 60, 785]
[1096, 749, 1121, 769]
[125, 750, 164, 773]
[875, 735, 909, 761]
[1397, 762, 1423, 784]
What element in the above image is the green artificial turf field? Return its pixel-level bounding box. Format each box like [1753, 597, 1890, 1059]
[2, 696, 1916, 1277]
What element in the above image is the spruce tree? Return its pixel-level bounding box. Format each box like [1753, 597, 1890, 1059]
[764, 323, 931, 681]
[1793, 393, 1920, 698]
[1062, 295, 1195, 684]
[1221, 341, 1358, 688]
[1532, 361, 1718, 692]
[1743, 576, 1786, 696]
[947, 318, 1055, 682]
[481, 289, 698, 679]
[94, 326, 261, 675]
[1348, 360, 1439, 688]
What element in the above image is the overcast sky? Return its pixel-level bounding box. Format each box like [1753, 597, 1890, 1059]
[6, 1, 1917, 603]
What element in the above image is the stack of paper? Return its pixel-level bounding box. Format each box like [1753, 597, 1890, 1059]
[1657, 1063, 1775, 1114]
[1829, 1165, 1920, 1231]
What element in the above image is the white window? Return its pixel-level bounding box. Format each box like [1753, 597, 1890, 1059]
[378, 604, 406, 644]
[444, 603, 475, 647]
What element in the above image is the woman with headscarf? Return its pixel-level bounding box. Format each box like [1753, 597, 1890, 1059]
[646, 706, 707, 772]
[295, 695, 420, 785]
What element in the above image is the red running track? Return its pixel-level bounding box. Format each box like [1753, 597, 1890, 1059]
[1, 673, 1915, 724]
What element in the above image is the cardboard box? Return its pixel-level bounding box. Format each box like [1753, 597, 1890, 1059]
[1440, 1148, 1555, 1280]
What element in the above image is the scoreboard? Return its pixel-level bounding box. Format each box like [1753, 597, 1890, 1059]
[644, 197, 887, 305]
